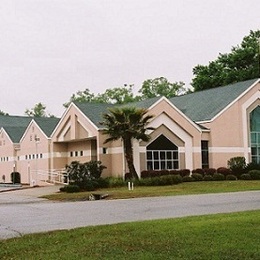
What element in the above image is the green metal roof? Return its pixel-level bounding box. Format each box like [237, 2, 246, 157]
[3, 126, 28, 143]
[75, 79, 259, 127]
[0, 115, 60, 142]
[169, 78, 259, 122]
[34, 117, 60, 137]
[74, 96, 161, 128]
[0, 115, 31, 128]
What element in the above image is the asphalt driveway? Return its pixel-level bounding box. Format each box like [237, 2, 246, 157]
[0, 186, 259, 240]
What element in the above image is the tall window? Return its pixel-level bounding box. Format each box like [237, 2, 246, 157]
[146, 135, 179, 170]
[250, 106, 260, 164]
[201, 141, 209, 168]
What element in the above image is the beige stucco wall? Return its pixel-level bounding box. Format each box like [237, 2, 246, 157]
[97, 131, 125, 177]
[200, 82, 260, 168]
[17, 121, 51, 184]
[51, 104, 100, 171]
[0, 130, 16, 183]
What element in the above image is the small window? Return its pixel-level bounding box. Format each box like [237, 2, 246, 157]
[201, 141, 209, 168]
[75, 151, 78, 157]
[103, 148, 107, 154]
[40, 154, 43, 159]
[80, 151, 83, 156]
[70, 151, 73, 157]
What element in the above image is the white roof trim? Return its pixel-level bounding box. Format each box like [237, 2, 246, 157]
[51, 102, 99, 138]
[148, 96, 202, 133]
[75, 103, 99, 131]
[0, 127, 13, 144]
[20, 119, 49, 143]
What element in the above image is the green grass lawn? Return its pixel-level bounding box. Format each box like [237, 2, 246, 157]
[43, 180, 260, 201]
[0, 210, 259, 259]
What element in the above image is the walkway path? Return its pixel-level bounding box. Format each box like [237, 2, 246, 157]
[0, 186, 259, 240]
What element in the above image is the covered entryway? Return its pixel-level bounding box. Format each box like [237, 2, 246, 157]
[146, 134, 179, 170]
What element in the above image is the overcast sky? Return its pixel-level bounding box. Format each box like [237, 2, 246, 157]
[1, 0, 259, 117]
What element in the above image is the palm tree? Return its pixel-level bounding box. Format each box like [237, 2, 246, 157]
[101, 106, 154, 179]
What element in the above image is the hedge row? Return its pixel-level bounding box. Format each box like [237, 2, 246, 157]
[60, 170, 260, 193]
[140, 167, 260, 179]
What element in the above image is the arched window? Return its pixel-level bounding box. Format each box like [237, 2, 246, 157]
[146, 135, 178, 170]
[250, 106, 260, 163]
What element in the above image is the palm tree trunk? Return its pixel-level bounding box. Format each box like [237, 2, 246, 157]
[123, 138, 139, 179]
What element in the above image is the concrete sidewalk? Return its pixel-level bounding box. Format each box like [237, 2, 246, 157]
[0, 185, 62, 204]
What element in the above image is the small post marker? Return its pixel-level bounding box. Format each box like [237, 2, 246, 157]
[128, 182, 134, 190]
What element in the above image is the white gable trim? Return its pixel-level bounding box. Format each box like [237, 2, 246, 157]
[149, 96, 202, 133]
[20, 119, 49, 143]
[148, 112, 194, 170]
[51, 102, 99, 139]
[0, 127, 13, 144]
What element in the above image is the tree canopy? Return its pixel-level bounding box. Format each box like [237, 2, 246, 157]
[25, 102, 54, 117]
[192, 30, 260, 91]
[65, 77, 186, 107]
[138, 77, 185, 99]
[0, 110, 9, 116]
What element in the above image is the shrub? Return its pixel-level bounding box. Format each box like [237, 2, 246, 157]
[159, 170, 170, 176]
[85, 160, 107, 179]
[204, 168, 217, 176]
[240, 173, 252, 180]
[149, 177, 163, 186]
[182, 176, 194, 182]
[228, 156, 246, 176]
[244, 162, 260, 173]
[135, 178, 153, 186]
[203, 175, 213, 181]
[226, 174, 237, 181]
[212, 173, 225, 181]
[217, 167, 231, 176]
[107, 177, 126, 187]
[83, 181, 96, 191]
[96, 178, 110, 188]
[248, 170, 260, 180]
[191, 173, 203, 181]
[60, 184, 80, 193]
[141, 171, 150, 178]
[192, 168, 205, 176]
[66, 160, 106, 190]
[169, 170, 179, 175]
[179, 169, 191, 177]
[163, 174, 182, 185]
[136, 175, 182, 186]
